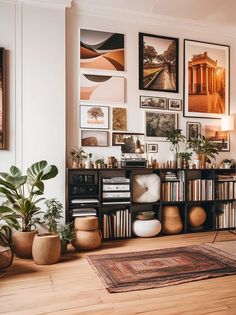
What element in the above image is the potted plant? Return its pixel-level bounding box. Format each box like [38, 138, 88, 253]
[95, 157, 105, 169]
[178, 152, 192, 169]
[0, 160, 58, 258]
[165, 129, 185, 168]
[57, 223, 74, 254]
[187, 134, 219, 168]
[70, 147, 87, 168]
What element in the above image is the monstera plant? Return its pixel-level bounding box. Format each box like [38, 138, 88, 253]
[0, 160, 58, 258]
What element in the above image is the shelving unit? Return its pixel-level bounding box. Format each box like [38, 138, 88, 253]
[66, 167, 236, 240]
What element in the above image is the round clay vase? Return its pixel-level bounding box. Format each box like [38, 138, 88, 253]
[132, 219, 161, 238]
[72, 229, 101, 250]
[162, 206, 183, 235]
[13, 230, 37, 258]
[188, 206, 207, 228]
[32, 234, 61, 265]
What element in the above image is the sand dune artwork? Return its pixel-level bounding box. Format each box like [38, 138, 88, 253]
[80, 29, 125, 71]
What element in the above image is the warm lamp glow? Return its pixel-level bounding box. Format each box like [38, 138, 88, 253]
[221, 115, 234, 131]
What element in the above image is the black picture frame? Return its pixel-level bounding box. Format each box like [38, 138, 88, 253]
[0, 48, 6, 150]
[139, 32, 179, 93]
[186, 122, 201, 140]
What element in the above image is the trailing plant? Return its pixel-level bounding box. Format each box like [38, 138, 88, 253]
[165, 129, 185, 155]
[0, 161, 58, 232]
[187, 134, 219, 161]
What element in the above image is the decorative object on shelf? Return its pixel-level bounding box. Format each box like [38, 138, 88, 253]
[205, 125, 230, 152]
[136, 211, 155, 220]
[80, 105, 109, 129]
[184, 39, 229, 119]
[168, 99, 182, 111]
[32, 234, 61, 265]
[80, 29, 124, 71]
[0, 47, 6, 150]
[187, 134, 219, 168]
[95, 157, 105, 169]
[140, 95, 167, 110]
[0, 161, 58, 258]
[165, 128, 185, 168]
[145, 111, 178, 141]
[133, 173, 160, 203]
[132, 218, 161, 238]
[162, 205, 183, 234]
[139, 33, 178, 93]
[112, 132, 145, 154]
[221, 159, 233, 169]
[72, 217, 101, 250]
[70, 147, 88, 168]
[81, 130, 108, 147]
[188, 206, 206, 229]
[186, 122, 201, 140]
[112, 108, 127, 131]
[178, 152, 192, 169]
[80, 74, 125, 103]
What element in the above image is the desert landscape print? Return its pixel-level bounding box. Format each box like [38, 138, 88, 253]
[80, 29, 124, 71]
[205, 125, 229, 151]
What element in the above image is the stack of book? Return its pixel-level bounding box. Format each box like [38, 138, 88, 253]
[216, 202, 236, 229]
[103, 209, 131, 239]
[188, 179, 213, 201]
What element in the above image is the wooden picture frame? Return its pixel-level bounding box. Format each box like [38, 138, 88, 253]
[168, 99, 182, 111]
[139, 33, 179, 93]
[140, 95, 167, 110]
[184, 39, 230, 119]
[80, 105, 109, 129]
[0, 48, 6, 150]
[145, 111, 178, 141]
[81, 130, 109, 147]
[186, 122, 201, 140]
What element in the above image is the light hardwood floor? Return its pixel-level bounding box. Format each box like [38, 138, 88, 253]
[1, 231, 236, 315]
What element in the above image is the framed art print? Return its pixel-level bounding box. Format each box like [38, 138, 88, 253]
[0, 48, 5, 150]
[81, 130, 108, 147]
[112, 107, 127, 131]
[184, 39, 230, 119]
[80, 29, 124, 71]
[145, 111, 178, 140]
[139, 33, 178, 93]
[80, 105, 109, 129]
[112, 132, 145, 154]
[168, 99, 182, 111]
[186, 122, 201, 140]
[140, 95, 167, 110]
[147, 143, 158, 153]
[205, 125, 230, 151]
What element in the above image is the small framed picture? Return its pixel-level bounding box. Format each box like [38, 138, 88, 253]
[168, 99, 182, 111]
[140, 96, 167, 110]
[112, 132, 145, 154]
[186, 122, 201, 140]
[80, 105, 109, 129]
[81, 130, 109, 147]
[112, 107, 127, 131]
[147, 143, 158, 153]
[205, 125, 230, 152]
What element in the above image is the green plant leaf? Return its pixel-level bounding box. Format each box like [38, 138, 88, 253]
[34, 181, 44, 192]
[41, 165, 58, 180]
[10, 166, 22, 177]
[0, 178, 17, 190]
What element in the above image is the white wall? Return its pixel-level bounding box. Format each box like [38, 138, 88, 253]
[0, 0, 67, 214]
[66, 4, 236, 166]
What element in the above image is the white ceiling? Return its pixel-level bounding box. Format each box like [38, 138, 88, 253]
[75, 0, 236, 28]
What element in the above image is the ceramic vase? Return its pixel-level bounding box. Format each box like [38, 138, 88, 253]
[162, 206, 183, 234]
[32, 234, 61, 265]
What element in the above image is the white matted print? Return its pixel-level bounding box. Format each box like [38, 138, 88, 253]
[168, 99, 182, 111]
[147, 143, 158, 153]
[80, 105, 109, 129]
[80, 74, 125, 103]
[81, 130, 108, 147]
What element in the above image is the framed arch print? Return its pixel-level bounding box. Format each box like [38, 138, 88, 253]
[184, 39, 230, 119]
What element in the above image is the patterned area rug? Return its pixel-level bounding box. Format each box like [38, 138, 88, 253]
[87, 244, 236, 293]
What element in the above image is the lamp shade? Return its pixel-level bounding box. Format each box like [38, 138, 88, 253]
[221, 116, 234, 131]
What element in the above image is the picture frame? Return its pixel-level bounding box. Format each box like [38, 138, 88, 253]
[186, 122, 201, 140]
[147, 143, 158, 153]
[205, 125, 230, 152]
[140, 95, 167, 110]
[112, 107, 127, 131]
[0, 48, 5, 150]
[112, 132, 145, 154]
[168, 99, 182, 111]
[81, 130, 109, 147]
[80, 29, 125, 71]
[80, 105, 109, 129]
[139, 32, 179, 93]
[145, 111, 178, 141]
[184, 39, 230, 119]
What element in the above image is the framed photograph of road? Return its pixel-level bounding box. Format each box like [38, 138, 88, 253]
[145, 111, 178, 141]
[139, 33, 179, 93]
[184, 39, 230, 119]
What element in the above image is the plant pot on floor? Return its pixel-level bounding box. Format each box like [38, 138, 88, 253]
[13, 230, 37, 258]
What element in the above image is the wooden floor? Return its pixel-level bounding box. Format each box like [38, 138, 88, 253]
[1, 231, 236, 315]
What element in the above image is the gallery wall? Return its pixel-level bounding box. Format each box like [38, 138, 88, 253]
[66, 4, 236, 166]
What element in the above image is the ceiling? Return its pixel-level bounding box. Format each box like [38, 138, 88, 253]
[75, 0, 236, 28]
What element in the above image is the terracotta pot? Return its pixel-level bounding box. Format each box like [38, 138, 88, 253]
[13, 230, 37, 258]
[0, 246, 14, 270]
[188, 206, 206, 228]
[72, 230, 101, 250]
[32, 233, 61, 265]
[74, 217, 98, 231]
[162, 206, 183, 235]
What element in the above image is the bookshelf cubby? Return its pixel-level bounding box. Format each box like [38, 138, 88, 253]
[66, 167, 236, 240]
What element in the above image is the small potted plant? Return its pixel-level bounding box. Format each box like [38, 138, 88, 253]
[178, 152, 192, 169]
[57, 223, 74, 254]
[95, 157, 105, 169]
[70, 147, 88, 168]
[165, 129, 185, 168]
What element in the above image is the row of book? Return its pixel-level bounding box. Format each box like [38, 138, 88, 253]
[161, 181, 185, 202]
[188, 179, 213, 201]
[215, 181, 236, 200]
[216, 202, 236, 229]
[103, 209, 132, 239]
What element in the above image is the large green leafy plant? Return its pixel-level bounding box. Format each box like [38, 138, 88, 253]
[187, 134, 219, 161]
[0, 161, 58, 232]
